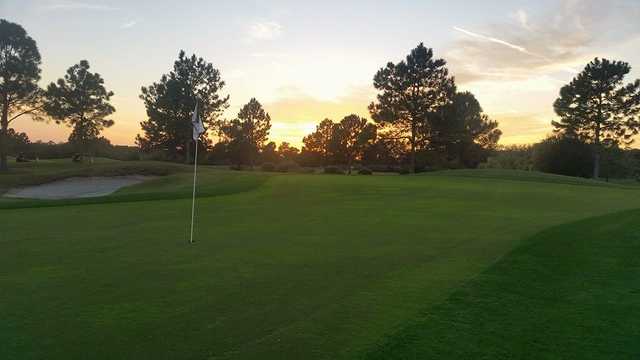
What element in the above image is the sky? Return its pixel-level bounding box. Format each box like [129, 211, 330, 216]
[2, 0, 640, 147]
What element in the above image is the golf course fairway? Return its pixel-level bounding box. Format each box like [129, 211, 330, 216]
[1, 162, 639, 359]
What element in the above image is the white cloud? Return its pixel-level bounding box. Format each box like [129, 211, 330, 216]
[120, 20, 138, 29]
[247, 21, 283, 40]
[512, 9, 531, 31]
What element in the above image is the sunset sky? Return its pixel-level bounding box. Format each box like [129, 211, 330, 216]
[2, 0, 640, 147]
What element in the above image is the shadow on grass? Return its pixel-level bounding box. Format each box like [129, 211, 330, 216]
[364, 208, 640, 359]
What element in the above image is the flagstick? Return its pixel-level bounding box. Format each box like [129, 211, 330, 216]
[189, 138, 198, 244]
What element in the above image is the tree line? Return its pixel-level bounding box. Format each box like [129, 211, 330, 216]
[0, 19, 501, 173]
[2, 18, 639, 178]
[133, 42, 502, 173]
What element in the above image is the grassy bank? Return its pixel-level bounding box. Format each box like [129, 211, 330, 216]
[1, 164, 639, 359]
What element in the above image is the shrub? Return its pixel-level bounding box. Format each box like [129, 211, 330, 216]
[367, 164, 400, 173]
[358, 167, 373, 175]
[324, 166, 344, 175]
[276, 163, 289, 173]
[294, 167, 316, 174]
[261, 162, 276, 172]
[532, 136, 592, 177]
[276, 161, 300, 173]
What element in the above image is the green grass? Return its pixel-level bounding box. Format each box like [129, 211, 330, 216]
[365, 209, 640, 359]
[1, 165, 639, 359]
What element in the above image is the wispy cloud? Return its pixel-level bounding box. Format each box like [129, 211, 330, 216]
[247, 21, 283, 40]
[452, 26, 577, 74]
[42, 1, 119, 11]
[120, 20, 139, 29]
[453, 26, 527, 53]
[445, 0, 632, 84]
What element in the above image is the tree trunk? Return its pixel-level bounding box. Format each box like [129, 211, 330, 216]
[593, 123, 601, 179]
[410, 123, 416, 173]
[0, 94, 9, 172]
[593, 150, 601, 179]
[185, 140, 191, 164]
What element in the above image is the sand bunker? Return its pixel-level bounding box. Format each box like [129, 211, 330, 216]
[4, 175, 154, 200]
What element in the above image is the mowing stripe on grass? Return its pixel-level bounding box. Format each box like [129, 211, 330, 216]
[364, 209, 640, 360]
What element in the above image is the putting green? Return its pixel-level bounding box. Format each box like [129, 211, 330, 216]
[1, 164, 639, 359]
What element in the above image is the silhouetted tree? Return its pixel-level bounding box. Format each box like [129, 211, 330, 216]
[137, 50, 229, 162]
[553, 58, 640, 179]
[277, 141, 299, 163]
[44, 60, 115, 159]
[431, 91, 501, 167]
[330, 114, 377, 174]
[220, 98, 271, 166]
[532, 135, 593, 177]
[369, 43, 456, 172]
[302, 118, 335, 166]
[0, 19, 43, 171]
[6, 128, 30, 156]
[361, 138, 402, 167]
[260, 141, 279, 164]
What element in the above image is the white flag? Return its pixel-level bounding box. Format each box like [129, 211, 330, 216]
[191, 102, 205, 140]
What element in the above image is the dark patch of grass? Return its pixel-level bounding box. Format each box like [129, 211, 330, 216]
[425, 169, 634, 188]
[365, 209, 640, 360]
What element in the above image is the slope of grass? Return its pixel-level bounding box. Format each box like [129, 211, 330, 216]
[1, 166, 640, 359]
[425, 168, 635, 188]
[0, 168, 271, 209]
[0, 158, 189, 195]
[365, 209, 640, 359]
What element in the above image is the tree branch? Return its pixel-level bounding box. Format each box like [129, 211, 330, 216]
[8, 104, 43, 124]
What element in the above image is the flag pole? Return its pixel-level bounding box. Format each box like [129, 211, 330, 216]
[189, 137, 198, 244]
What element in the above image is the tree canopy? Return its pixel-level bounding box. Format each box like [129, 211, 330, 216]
[553, 57, 640, 178]
[302, 118, 335, 166]
[329, 114, 377, 173]
[369, 43, 456, 172]
[44, 60, 115, 155]
[0, 19, 42, 171]
[431, 91, 501, 167]
[137, 50, 229, 161]
[220, 98, 271, 166]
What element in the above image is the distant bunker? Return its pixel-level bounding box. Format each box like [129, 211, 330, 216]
[4, 176, 154, 200]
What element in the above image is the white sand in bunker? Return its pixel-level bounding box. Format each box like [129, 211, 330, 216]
[4, 176, 155, 200]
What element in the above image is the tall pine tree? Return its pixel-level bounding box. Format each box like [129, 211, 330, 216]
[0, 19, 42, 171]
[553, 58, 640, 179]
[369, 43, 456, 172]
[137, 50, 229, 162]
[44, 60, 115, 158]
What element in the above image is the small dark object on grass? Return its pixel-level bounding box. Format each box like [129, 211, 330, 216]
[72, 153, 83, 163]
[358, 167, 373, 175]
[276, 163, 290, 173]
[16, 153, 30, 163]
[324, 166, 345, 175]
[398, 167, 411, 175]
[261, 162, 276, 172]
[230, 164, 246, 171]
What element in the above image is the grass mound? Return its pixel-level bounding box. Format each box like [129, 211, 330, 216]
[0, 159, 188, 194]
[2, 165, 640, 359]
[425, 169, 629, 188]
[0, 165, 271, 209]
[365, 209, 640, 359]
